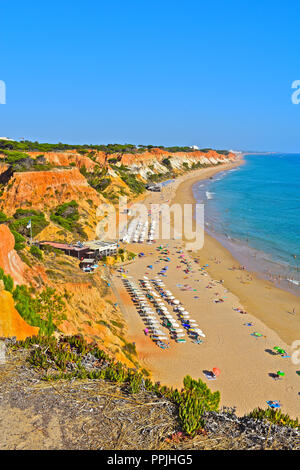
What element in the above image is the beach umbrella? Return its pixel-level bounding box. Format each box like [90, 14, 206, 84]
[277, 371, 285, 377]
[212, 367, 221, 377]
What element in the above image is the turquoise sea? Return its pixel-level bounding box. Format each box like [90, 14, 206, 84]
[193, 154, 300, 293]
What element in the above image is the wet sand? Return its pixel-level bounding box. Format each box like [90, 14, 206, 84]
[112, 161, 300, 418]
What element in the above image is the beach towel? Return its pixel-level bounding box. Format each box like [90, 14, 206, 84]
[203, 372, 216, 380]
[266, 401, 281, 409]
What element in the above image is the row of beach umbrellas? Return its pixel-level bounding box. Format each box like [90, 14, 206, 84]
[151, 278, 206, 340]
[121, 217, 157, 244]
[122, 277, 169, 345]
[139, 277, 186, 343]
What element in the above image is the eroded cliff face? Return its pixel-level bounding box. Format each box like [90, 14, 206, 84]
[25, 148, 236, 180]
[28, 150, 98, 172]
[0, 225, 135, 366]
[117, 148, 236, 180]
[0, 225, 30, 285]
[0, 226, 40, 338]
[55, 277, 133, 366]
[0, 148, 236, 219]
[0, 168, 105, 216]
[0, 285, 39, 340]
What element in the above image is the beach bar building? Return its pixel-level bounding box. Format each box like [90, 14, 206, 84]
[38, 241, 90, 259]
[82, 240, 118, 258]
[38, 239, 117, 260]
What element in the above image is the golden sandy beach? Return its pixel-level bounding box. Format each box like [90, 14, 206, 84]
[111, 161, 300, 418]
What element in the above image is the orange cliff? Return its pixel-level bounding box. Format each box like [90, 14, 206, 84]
[0, 225, 39, 339]
[0, 167, 106, 216]
[28, 150, 98, 171]
[0, 286, 39, 340]
[0, 224, 30, 285]
[28, 148, 236, 171]
[118, 148, 236, 166]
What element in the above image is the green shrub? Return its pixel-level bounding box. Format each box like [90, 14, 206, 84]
[0, 268, 14, 292]
[117, 170, 145, 194]
[1, 150, 29, 163]
[0, 211, 7, 222]
[162, 157, 172, 170]
[50, 200, 86, 239]
[174, 375, 221, 436]
[30, 245, 43, 260]
[10, 209, 49, 237]
[10, 229, 26, 251]
[12, 285, 65, 336]
[248, 407, 299, 430]
[122, 341, 137, 356]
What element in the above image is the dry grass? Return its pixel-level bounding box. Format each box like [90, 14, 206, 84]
[0, 348, 299, 450]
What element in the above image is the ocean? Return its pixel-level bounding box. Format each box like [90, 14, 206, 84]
[193, 154, 300, 293]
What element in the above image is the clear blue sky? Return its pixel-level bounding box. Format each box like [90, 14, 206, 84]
[1, 0, 300, 151]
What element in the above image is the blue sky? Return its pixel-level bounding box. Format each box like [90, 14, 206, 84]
[1, 0, 300, 151]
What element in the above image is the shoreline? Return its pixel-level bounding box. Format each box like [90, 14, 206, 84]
[192, 156, 299, 296]
[170, 163, 300, 346]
